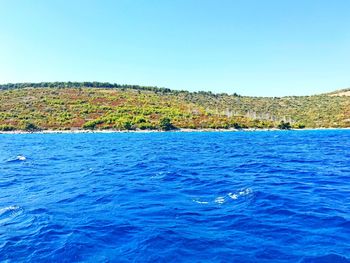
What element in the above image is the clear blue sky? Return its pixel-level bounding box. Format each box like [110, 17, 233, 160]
[1, 0, 349, 96]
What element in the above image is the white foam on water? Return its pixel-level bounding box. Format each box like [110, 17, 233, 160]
[193, 188, 252, 206]
[17, 155, 26, 161]
[150, 171, 168, 179]
[193, 200, 209, 204]
[228, 193, 238, 200]
[0, 205, 20, 215]
[238, 188, 252, 196]
[227, 188, 252, 201]
[214, 196, 225, 204]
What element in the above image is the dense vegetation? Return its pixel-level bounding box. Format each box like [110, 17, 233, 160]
[0, 82, 349, 131]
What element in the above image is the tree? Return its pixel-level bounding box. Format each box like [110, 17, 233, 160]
[159, 117, 175, 131]
[278, 120, 291, 130]
[22, 122, 40, 132]
[232, 122, 242, 129]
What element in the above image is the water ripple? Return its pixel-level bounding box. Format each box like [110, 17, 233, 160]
[0, 130, 349, 262]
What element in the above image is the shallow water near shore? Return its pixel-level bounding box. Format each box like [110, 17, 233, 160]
[0, 130, 350, 262]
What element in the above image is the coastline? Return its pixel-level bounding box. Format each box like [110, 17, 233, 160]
[1, 127, 349, 134]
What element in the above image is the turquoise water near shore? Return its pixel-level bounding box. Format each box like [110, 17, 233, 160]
[0, 130, 350, 262]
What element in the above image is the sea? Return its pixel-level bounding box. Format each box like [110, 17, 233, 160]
[0, 130, 349, 262]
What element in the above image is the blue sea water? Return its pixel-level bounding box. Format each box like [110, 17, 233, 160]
[0, 130, 350, 262]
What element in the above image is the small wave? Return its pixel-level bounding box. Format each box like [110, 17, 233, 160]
[150, 171, 169, 179]
[193, 188, 253, 205]
[7, 155, 27, 162]
[300, 253, 350, 263]
[0, 205, 23, 224]
[0, 205, 21, 214]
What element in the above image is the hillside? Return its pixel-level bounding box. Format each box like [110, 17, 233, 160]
[327, 88, 350, 97]
[0, 82, 349, 131]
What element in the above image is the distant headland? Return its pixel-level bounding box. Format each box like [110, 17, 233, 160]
[0, 82, 349, 132]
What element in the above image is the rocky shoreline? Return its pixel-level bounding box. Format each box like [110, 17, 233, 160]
[1, 127, 349, 134]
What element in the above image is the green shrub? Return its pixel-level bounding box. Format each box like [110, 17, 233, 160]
[22, 122, 40, 131]
[123, 121, 133, 130]
[232, 122, 242, 129]
[82, 119, 104, 130]
[278, 120, 291, 130]
[295, 123, 306, 129]
[159, 117, 175, 131]
[114, 117, 134, 130]
[83, 121, 96, 130]
[138, 122, 155, 130]
[134, 115, 146, 124]
[0, 124, 16, 131]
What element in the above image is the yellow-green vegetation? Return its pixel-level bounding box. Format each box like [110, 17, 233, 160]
[0, 82, 349, 131]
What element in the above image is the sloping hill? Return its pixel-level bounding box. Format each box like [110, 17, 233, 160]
[0, 82, 349, 131]
[327, 88, 350, 97]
